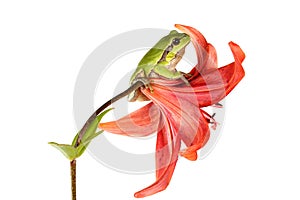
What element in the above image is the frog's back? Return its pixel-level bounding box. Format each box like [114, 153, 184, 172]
[130, 34, 171, 83]
[130, 48, 163, 83]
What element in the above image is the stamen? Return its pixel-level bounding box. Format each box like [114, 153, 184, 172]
[201, 110, 218, 130]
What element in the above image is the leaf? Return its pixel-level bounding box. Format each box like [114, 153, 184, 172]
[49, 108, 113, 160]
[79, 108, 113, 146]
[48, 142, 77, 160]
[76, 130, 104, 157]
[71, 132, 79, 147]
[75, 109, 112, 157]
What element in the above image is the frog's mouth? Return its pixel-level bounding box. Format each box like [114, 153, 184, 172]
[158, 45, 173, 63]
[158, 45, 186, 64]
[169, 47, 186, 68]
[175, 48, 185, 60]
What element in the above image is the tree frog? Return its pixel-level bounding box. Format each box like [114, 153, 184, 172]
[128, 30, 190, 102]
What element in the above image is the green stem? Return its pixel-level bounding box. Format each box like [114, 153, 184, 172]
[70, 160, 76, 200]
[70, 81, 144, 199]
[74, 81, 144, 147]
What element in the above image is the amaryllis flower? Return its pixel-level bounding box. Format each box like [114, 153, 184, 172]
[99, 24, 245, 198]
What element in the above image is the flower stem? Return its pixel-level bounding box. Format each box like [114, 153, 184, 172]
[74, 81, 144, 147]
[70, 160, 76, 200]
[69, 81, 144, 199]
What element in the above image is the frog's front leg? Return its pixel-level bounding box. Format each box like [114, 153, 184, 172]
[153, 65, 190, 85]
[131, 77, 153, 92]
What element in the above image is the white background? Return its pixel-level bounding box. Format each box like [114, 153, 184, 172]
[1, 0, 299, 199]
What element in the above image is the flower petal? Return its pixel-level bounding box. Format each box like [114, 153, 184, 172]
[142, 84, 210, 160]
[134, 114, 181, 198]
[179, 109, 210, 161]
[99, 103, 160, 137]
[175, 24, 218, 74]
[175, 24, 208, 50]
[150, 42, 245, 107]
[189, 42, 245, 106]
[175, 24, 245, 107]
[219, 41, 245, 94]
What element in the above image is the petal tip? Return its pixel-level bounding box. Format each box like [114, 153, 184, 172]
[174, 24, 184, 29]
[134, 192, 143, 198]
[180, 151, 198, 161]
[229, 41, 246, 62]
[174, 24, 191, 32]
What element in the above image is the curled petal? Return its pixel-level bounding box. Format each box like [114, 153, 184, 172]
[175, 24, 218, 74]
[175, 25, 245, 106]
[142, 85, 210, 161]
[179, 109, 210, 161]
[175, 24, 208, 50]
[134, 114, 181, 198]
[204, 43, 218, 72]
[153, 42, 245, 107]
[195, 42, 245, 104]
[99, 103, 160, 137]
[221, 41, 245, 94]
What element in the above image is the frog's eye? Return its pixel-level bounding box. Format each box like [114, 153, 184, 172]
[172, 38, 180, 46]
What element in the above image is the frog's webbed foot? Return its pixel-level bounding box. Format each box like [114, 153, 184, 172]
[183, 72, 192, 77]
[180, 74, 190, 86]
[176, 71, 190, 86]
[132, 77, 153, 92]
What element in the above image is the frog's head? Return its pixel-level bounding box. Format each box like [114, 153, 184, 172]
[155, 30, 190, 66]
[138, 30, 190, 68]
[129, 30, 190, 102]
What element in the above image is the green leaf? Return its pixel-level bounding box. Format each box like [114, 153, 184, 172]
[76, 109, 112, 156]
[48, 142, 77, 160]
[76, 130, 104, 157]
[80, 109, 112, 145]
[71, 132, 79, 147]
[49, 108, 112, 160]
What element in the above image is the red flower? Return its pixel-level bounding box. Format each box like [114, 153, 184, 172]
[99, 24, 245, 198]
